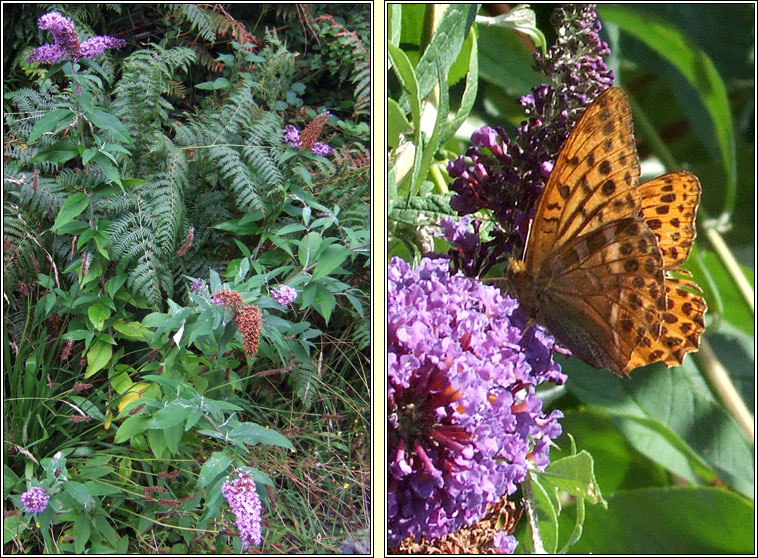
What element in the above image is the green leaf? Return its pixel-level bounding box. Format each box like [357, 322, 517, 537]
[91, 152, 122, 186]
[147, 405, 191, 430]
[313, 283, 336, 324]
[569, 486, 753, 553]
[112, 320, 151, 341]
[63, 481, 96, 512]
[195, 77, 231, 90]
[526, 473, 559, 553]
[86, 109, 133, 145]
[413, 4, 478, 104]
[310, 245, 351, 282]
[28, 108, 74, 144]
[540, 451, 605, 505]
[230, 422, 294, 450]
[31, 139, 79, 164]
[51, 192, 89, 232]
[298, 232, 323, 267]
[73, 514, 92, 554]
[146, 429, 166, 460]
[565, 358, 754, 499]
[114, 415, 150, 444]
[440, 28, 479, 145]
[87, 301, 111, 331]
[197, 451, 232, 491]
[388, 42, 421, 146]
[388, 98, 411, 149]
[85, 339, 112, 378]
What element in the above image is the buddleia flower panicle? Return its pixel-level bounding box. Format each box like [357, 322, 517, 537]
[312, 141, 333, 157]
[210, 289, 262, 358]
[283, 124, 301, 147]
[222, 469, 263, 547]
[271, 285, 297, 306]
[298, 112, 330, 152]
[284, 112, 333, 155]
[26, 11, 126, 65]
[189, 277, 207, 295]
[387, 257, 564, 549]
[234, 305, 262, 358]
[446, 4, 613, 275]
[19, 487, 49, 514]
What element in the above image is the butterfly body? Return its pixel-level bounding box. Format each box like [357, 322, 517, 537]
[503, 87, 706, 377]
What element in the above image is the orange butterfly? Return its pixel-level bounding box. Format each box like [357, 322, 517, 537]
[504, 87, 706, 377]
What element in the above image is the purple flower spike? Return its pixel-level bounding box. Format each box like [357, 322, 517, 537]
[446, 4, 614, 276]
[20, 487, 49, 514]
[222, 469, 262, 547]
[387, 257, 564, 547]
[26, 11, 125, 64]
[312, 141, 332, 156]
[283, 125, 301, 147]
[271, 285, 297, 307]
[79, 36, 127, 59]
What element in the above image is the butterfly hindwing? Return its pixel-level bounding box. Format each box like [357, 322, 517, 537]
[639, 171, 701, 268]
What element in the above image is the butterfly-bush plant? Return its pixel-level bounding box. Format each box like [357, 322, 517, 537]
[387, 4, 614, 553]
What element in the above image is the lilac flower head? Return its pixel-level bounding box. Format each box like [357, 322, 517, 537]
[493, 531, 519, 554]
[446, 4, 614, 276]
[189, 278, 207, 295]
[20, 486, 49, 514]
[387, 257, 564, 547]
[283, 125, 301, 147]
[222, 469, 262, 547]
[26, 11, 125, 64]
[79, 36, 127, 59]
[312, 141, 332, 156]
[271, 285, 297, 306]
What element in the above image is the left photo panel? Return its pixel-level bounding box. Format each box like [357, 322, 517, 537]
[3, 4, 371, 554]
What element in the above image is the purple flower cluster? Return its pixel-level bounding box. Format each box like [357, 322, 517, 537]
[222, 469, 262, 547]
[446, 4, 613, 275]
[312, 141, 332, 156]
[387, 257, 564, 547]
[26, 11, 126, 65]
[271, 285, 297, 307]
[283, 124, 301, 147]
[494, 531, 518, 554]
[19, 487, 49, 514]
[282, 124, 332, 156]
[189, 277, 207, 295]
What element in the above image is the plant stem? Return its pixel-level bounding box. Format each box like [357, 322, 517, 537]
[522, 472, 547, 554]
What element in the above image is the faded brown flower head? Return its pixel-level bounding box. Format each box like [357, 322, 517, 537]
[298, 112, 329, 151]
[235, 304, 262, 358]
[72, 381, 92, 394]
[212, 289, 245, 312]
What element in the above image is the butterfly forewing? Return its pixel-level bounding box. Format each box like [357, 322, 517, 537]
[525, 87, 642, 272]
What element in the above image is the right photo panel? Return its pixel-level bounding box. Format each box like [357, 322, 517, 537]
[387, 3, 754, 555]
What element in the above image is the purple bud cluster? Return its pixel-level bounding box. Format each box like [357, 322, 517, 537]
[387, 257, 564, 547]
[283, 124, 333, 156]
[271, 285, 297, 307]
[20, 486, 49, 514]
[26, 11, 125, 65]
[446, 4, 614, 275]
[222, 469, 263, 547]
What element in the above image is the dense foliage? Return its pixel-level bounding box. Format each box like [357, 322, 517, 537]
[3, 4, 370, 554]
[388, 4, 753, 554]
